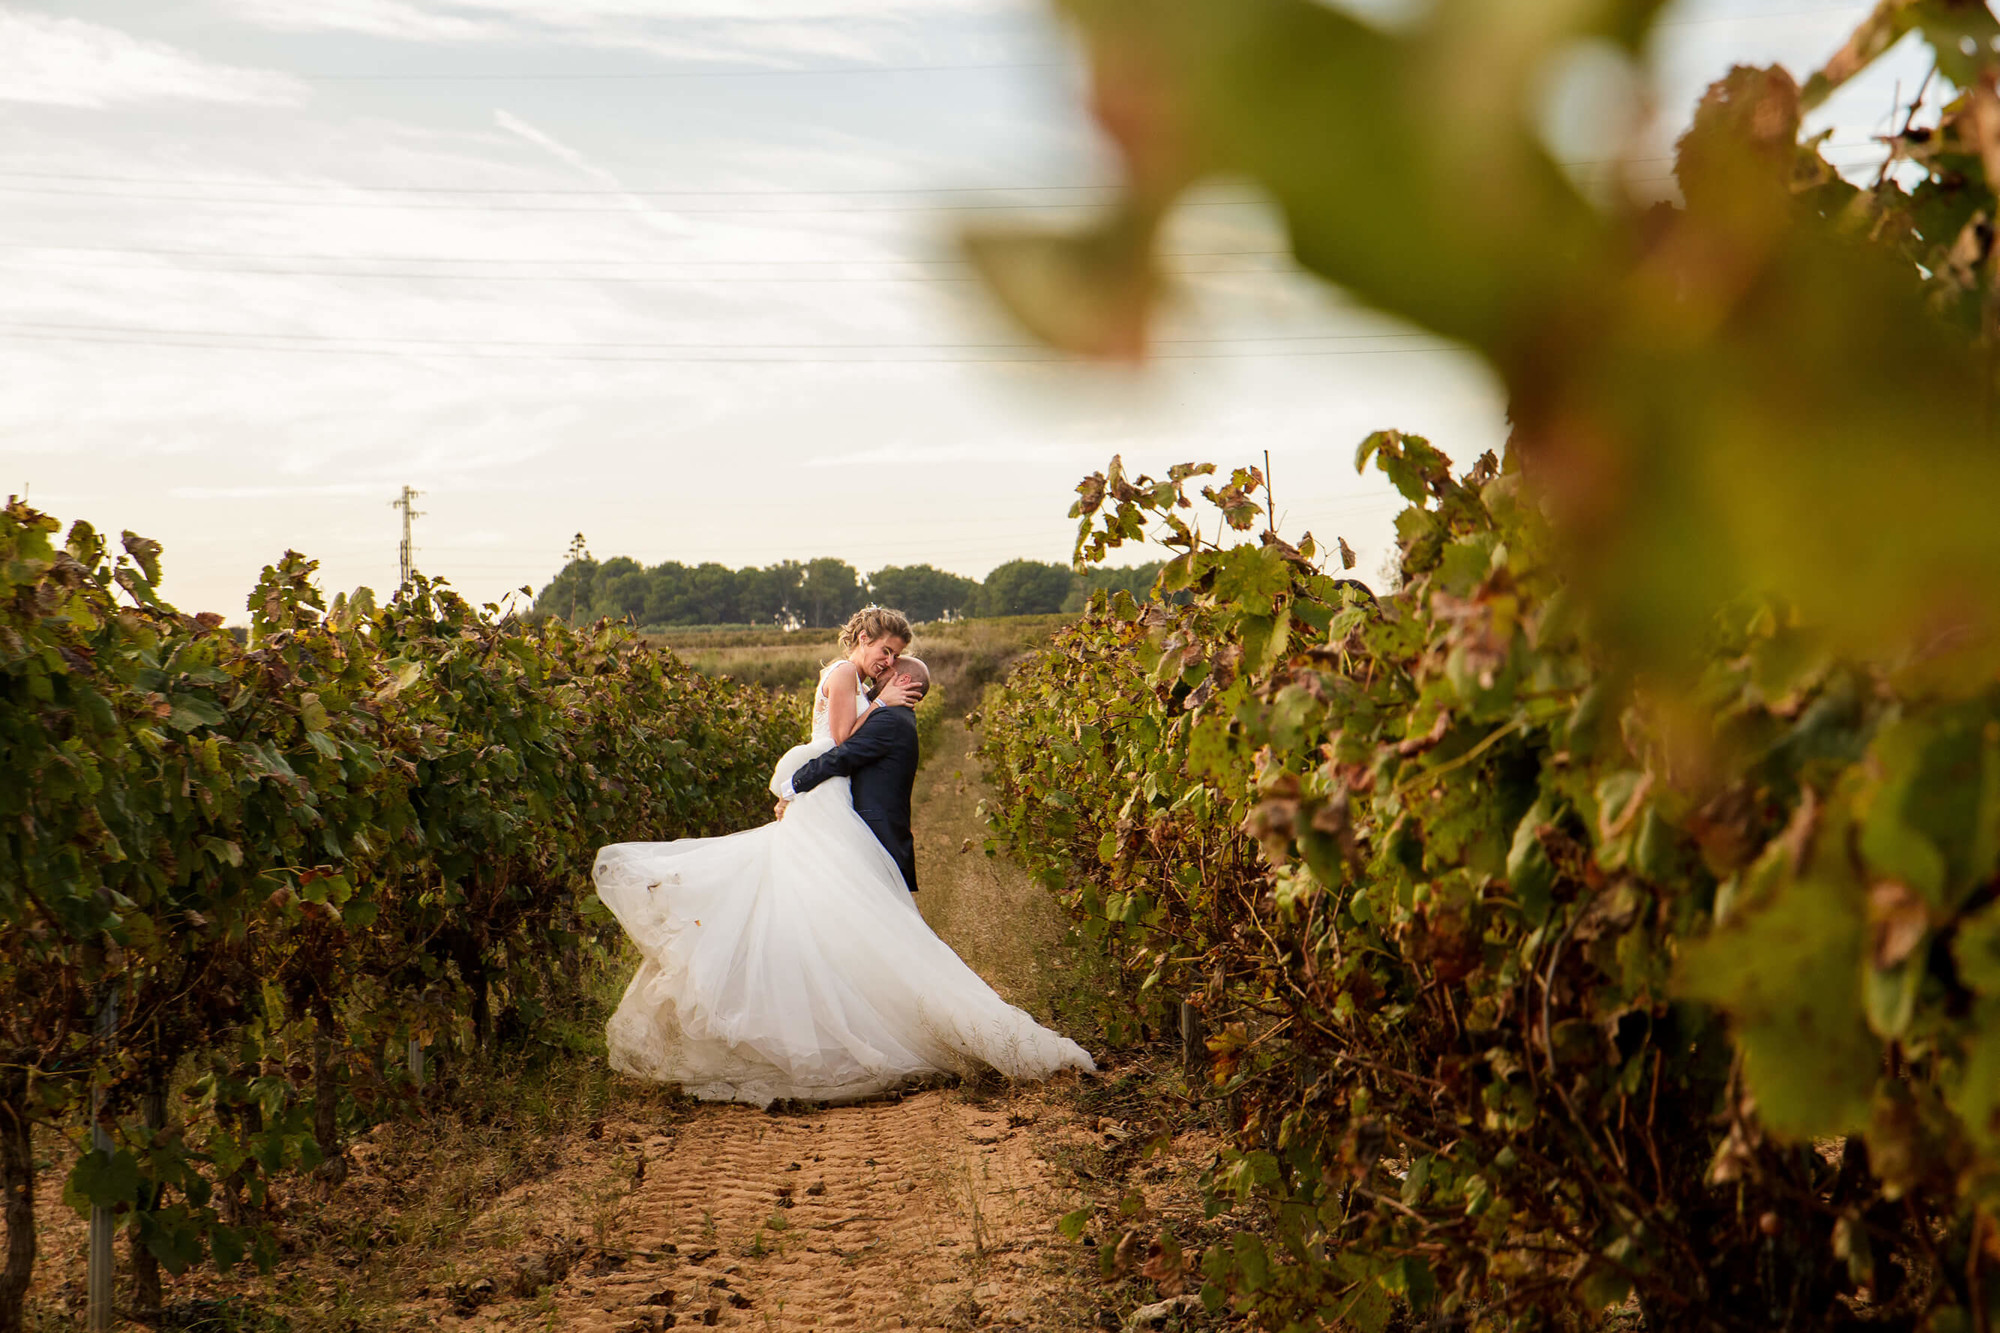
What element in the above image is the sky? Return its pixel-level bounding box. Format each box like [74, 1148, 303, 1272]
[0, 0, 1939, 618]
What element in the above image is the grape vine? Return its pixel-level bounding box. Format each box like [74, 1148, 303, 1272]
[968, 3, 2000, 1326]
[981, 439, 2000, 1328]
[0, 504, 803, 1328]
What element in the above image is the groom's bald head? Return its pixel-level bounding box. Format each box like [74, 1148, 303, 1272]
[896, 656, 930, 699]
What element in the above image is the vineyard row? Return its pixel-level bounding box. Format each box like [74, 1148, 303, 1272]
[0, 504, 804, 1328]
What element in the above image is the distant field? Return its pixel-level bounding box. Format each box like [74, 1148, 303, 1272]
[638, 623, 820, 650]
[646, 614, 1068, 711]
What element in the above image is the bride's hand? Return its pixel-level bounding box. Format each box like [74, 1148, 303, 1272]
[875, 673, 918, 708]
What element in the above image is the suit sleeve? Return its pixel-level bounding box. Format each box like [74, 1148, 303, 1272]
[788, 713, 902, 795]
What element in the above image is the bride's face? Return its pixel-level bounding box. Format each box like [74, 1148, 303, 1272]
[854, 634, 907, 680]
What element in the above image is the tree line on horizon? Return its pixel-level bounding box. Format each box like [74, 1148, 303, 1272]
[531, 548, 1167, 629]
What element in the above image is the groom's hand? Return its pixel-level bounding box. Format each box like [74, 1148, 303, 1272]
[773, 799, 790, 822]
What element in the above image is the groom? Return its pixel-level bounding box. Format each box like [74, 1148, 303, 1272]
[778, 657, 928, 893]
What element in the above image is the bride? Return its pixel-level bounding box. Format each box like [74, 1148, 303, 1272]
[593, 606, 1096, 1106]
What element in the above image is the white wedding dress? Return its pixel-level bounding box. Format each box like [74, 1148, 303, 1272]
[593, 665, 1095, 1106]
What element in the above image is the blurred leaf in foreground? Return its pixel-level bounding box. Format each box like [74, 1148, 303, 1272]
[971, 0, 2000, 685]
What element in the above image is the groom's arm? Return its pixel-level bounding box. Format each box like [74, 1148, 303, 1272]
[784, 713, 902, 798]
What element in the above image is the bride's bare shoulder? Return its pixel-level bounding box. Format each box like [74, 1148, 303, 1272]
[818, 659, 858, 691]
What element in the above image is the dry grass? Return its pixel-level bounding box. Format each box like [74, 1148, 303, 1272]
[647, 615, 1068, 712]
[912, 720, 1096, 1022]
[657, 635, 833, 692]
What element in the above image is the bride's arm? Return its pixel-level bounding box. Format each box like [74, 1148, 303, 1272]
[825, 661, 865, 743]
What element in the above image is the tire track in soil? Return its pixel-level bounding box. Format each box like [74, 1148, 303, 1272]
[549, 1090, 1077, 1331]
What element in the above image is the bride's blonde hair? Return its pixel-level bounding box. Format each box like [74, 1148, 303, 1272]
[837, 605, 912, 654]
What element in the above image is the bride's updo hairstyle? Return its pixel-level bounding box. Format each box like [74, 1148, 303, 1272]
[837, 605, 912, 655]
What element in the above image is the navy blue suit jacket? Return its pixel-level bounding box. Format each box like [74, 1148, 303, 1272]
[789, 704, 920, 892]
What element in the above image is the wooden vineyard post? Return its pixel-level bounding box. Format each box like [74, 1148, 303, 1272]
[1179, 1000, 1206, 1081]
[87, 991, 117, 1333]
[408, 990, 434, 1094]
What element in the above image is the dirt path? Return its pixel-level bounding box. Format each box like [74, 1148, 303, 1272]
[911, 719, 1074, 1016]
[29, 721, 1203, 1333]
[532, 1089, 1079, 1332]
[463, 720, 1103, 1332]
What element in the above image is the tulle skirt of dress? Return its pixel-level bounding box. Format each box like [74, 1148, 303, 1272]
[593, 742, 1095, 1106]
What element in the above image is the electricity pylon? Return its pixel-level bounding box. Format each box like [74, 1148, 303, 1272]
[392, 486, 425, 587]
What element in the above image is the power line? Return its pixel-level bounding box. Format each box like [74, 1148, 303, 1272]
[0, 184, 1266, 214]
[0, 171, 1132, 198]
[0, 326, 1463, 364]
[0, 242, 1292, 265]
[0, 142, 1887, 196]
[0, 318, 1434, 350]
[298, 60, 1070, 81]
[0, 166, 1886, 216]
[0, 262, 1004, 286]
[165, 6, 1870, 83]
[0, 256, 1295, 286]
[1654, 3, 1865, 27]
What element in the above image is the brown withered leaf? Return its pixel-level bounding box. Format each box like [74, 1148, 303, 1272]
[1410, 908, 1480, 984]
[1256, 764, 1301, 800]
[1777, 786, 1822, 874]
[1139, 1228, 1188, 1296]
[1572, 879, 1645, 942]
[1943, 212, 1991, 293]
[1311, 792, 1353, 835]
[1687, 782, 1766, 876]
[1397, 709, 1453, 758]
[1107, 1228, 1144, 1281]
[1804, 4, 1914, 109]
[1867, 879, 1929, 969]
[1072, 470, 1108, 518]
[1259, 530, 1314, 572]
[1339, 1118, 1387, 1183]
[1964, 74, 2000, 208]
[1431, 589, 1511, 686]
[1242, 798, 1298, 860]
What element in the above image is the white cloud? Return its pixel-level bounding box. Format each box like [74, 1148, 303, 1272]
[803, 438, 1078, 467]
[0, 9, 308, 109]
[9, 0, 1908, 620]
[169, 482, 385, 500]
[227, 0, 1013, 32]
[219, 0, 511, 44]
